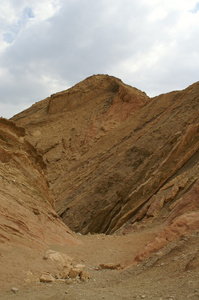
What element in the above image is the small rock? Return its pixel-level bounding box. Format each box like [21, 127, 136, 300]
[98, 263, 122, 270]
[69, 268, 80, 279]
[75, 264, 85, 272]
[80, 270, 90, 282]
[60, 264, 72, 279]
[67, 264, 86, 279]
[11, 287, 18, 294]
[159, 263, 164, 266]
[40, 274, 55, 283]
[43, 249, 73, 266]
[24, 270, 39, 283]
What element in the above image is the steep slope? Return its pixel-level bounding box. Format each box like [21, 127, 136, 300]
[12, 75, 199, 237]
[0, 118, 78, 247]
[0, 118, 80, 289]
[11, 75, 149, 230]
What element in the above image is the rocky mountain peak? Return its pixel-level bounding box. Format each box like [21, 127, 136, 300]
[12, 76, 199, 236]
[1, 76, 199, 296]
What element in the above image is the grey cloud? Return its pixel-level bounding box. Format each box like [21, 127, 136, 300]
[0, 0, 199, 118]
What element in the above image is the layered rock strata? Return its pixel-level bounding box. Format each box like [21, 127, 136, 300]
[0, 118, 78, 247]
[12, 75, 199, 235]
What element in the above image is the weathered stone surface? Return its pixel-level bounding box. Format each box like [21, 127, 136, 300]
[146, 196, 165, 218]
[132, 180, 199, 264]
[80, 270, 90, 282]
[43, 250, 73, 266]
[24, 271, 39, 284]
[165, 184, 180, 203]
[74, 264, 85, 272]
[60, 264, 86, 280]
[186, 251, 199, 271]
[0, 118, 79, 248]
[60, 264, 72, 279]
[0, 118, 81, 291]
[69, 268, 81, 279]
[11, 75, 149, 233]
[40, 274, 55, 283]
[12, 76, 199, 236]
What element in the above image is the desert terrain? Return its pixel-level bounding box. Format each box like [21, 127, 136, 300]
[0, 75, 199, 299]
[1, 230, 199, 299]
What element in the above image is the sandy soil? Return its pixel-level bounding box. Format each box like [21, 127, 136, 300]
[1, 227, 199, 300]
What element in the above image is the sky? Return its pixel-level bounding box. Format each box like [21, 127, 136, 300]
[0, 0, 199, 118]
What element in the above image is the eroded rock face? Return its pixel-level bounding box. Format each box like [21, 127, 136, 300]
[0, 118, 78, 248]
[12, 75, 199, 235]
[131, 180, 199, 264]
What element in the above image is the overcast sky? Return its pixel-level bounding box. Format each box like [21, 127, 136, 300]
[0, 0, 199, 118]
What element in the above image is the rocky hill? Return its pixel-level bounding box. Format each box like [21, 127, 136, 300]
[1, 74, 198, 297]
[12, 75, 199, 238]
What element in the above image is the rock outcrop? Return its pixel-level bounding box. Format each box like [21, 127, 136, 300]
[12, 75, 199, 237]
[0, 117, 83, 290]
[0, 117, 79, 248]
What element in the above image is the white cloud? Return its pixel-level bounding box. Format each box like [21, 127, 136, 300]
[0, 0, 61, 46]
[0, 0, 199, 118]
[26, 0, 61, 23]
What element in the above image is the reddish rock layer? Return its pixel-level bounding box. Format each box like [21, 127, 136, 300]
[12, 75, 199, 236]
[132, 179, 199, 264]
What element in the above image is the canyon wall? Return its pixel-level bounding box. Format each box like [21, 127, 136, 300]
[12, 75, 199, 235]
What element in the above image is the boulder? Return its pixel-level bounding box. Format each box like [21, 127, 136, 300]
[43, 250, 73, 267]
